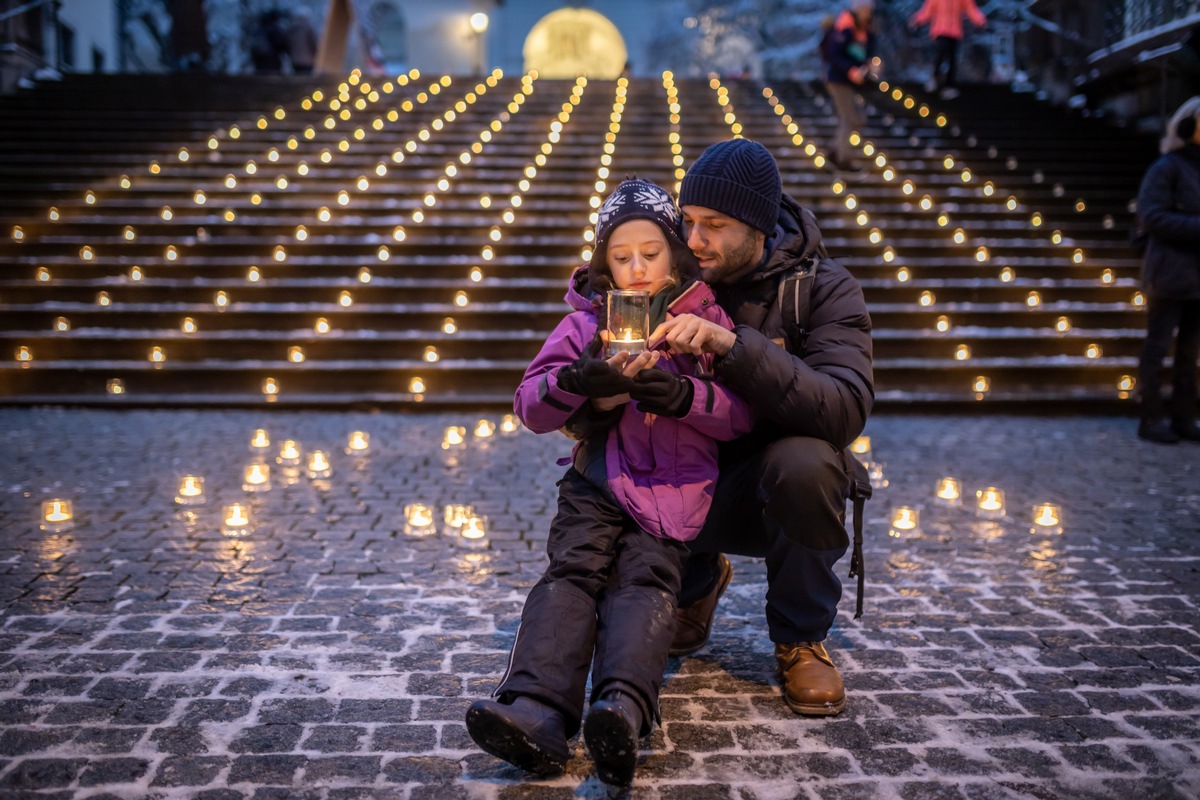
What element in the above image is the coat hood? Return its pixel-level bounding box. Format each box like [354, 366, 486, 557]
[758, 193, 829, 282]
[565, 264, 602, 314]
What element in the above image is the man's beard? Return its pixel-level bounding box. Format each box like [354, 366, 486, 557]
[697, 232, 763, 285]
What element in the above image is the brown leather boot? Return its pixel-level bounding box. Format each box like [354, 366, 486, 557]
[668, 554, 732, 656]
[774, 641, 845, 716]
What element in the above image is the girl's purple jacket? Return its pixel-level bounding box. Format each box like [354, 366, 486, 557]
[515, 267, 755, 542]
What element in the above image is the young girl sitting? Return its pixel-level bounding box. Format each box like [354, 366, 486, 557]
[465, 179, 754, 787]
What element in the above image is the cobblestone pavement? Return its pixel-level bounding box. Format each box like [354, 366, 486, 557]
[1, 409, 1198, 800]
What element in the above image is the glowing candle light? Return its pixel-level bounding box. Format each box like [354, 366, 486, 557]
[250, 429, 270, 452]
[1085, 343, 1102, 359]
[500, 414, 520, 434]
[1030, 503, 1063, 535]
[849, 436, 871, 460]
[889, 506, 920, 538]
[1026, 291, 1041, 308]
[409, 377, 426, 394]
[314, 317, 330, 334]
[404, 503, 437, 536]
[461, 514, 488, 545]
[222, 503, 252, 537]
[175, 475, 206, 505]
[976, 487, 1005, 519]
[97, 291, 111, 306]
[307, 450, 332, 478]
[934, 477, 962, 506]
[1054, 316, 1071, 333]
[41, 499, 74, 531]
[106, 378, 125, 395]
[278, 439, 302, 466]
[936, 315, 951, 333]
[347, 431, 370, 453]
[53, 316, 70, 332]
[955, 344, 971, 361]
[474, 419, 496, 439]
[973, 375, 990, 394]
[243, 462, 271, 492]
[262, 377, 279, 396]
[15, 346, 32, 363]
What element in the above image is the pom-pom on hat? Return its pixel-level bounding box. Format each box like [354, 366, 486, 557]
[589, 178, 694, 290]
[679, 138, 782, 234]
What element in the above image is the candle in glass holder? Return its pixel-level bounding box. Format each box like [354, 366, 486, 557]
[849, 435, 872, 460]
[307, 450, 332, 479]
[277, 439, 301, 466]
[443, 504, 473, 534]
[442, 426, 466, 450]
[460, 514, 488, 547]
[175, 475, 206, 506]
[243, 462, 271, 492]
[1030, 503, 1063, 535]
[474, 419, 496, 439]
[403, 503, 437, 537]
[976, 487, 1006, 519]
[499, 414, 520, 434]
[222, 503, 252, 537]
[933, 477, 962, 507]
[346, 430, 370, 454]
[41, 498, 74, 531]
[889, 506, 920, 538]
[606, 289, 649, 357]
[249, 429, 271, 453]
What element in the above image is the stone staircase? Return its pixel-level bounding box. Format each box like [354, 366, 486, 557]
[0, 71, 1157, 408]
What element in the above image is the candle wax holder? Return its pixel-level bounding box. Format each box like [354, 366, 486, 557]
[459, 514, 489, 548]
[976, 487, 1006, 520]
[404, 503, 437, 537]
[175, 475, 206, 506]
[221, 503, 252, 537]
[1030, 503, 1063, 535]
[888, 506, 921, 538]
[606, 290, 649, 357]
[243, 462, 272, 492]
[443, 504, 474, 535]
[933, 477, 962, 507]
[41, 498, 74, 532]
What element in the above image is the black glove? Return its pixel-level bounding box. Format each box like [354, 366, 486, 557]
[556, 355, 634, 399]
[629, 368, 695, 418]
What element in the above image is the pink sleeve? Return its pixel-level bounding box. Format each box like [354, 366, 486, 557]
[966, 0, 986, 26]
[513, 313, 597, 434]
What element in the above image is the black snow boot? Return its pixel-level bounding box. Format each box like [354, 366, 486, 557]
[466, 695, 569, 776]
[583, 690, 643, 787]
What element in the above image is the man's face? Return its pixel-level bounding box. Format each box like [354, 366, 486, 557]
[681, 206, 765, 285]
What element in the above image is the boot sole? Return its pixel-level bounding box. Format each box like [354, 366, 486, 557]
[781, 693, 846, 716]
[465, 705, 568, 777]
[668, 555, 733, 657]
[583, 705, 638, 786]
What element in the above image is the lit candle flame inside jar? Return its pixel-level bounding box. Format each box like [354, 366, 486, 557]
[462, 514, 488, 542]
[175, 475, 206, 505]
[606, 289, 649, 357]
[1031, 503, 1063, 535]
[934, 477, 962, 506]
[347, 431, 370, 453]
[443, 504, 473, 533]
[41, 499, 74, 530]
[442, 426, 466, 449]
[404, 503, 437, 536]
[889, 506, 920, 538]
[976, 487, 1006, 519]
[243, 462, 271, 492]
[250, 429, 271, 451]
[474, 419, 496, 438]
[222, 503, 252, 536]
[500, 414, 520, 434]
[307, 450, 332, 478]
[278, 439, 301, 466]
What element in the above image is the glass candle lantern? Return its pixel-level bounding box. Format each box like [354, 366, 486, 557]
[242, 462, 271, 492]
[606, 290, 649, 357]
[41, 498, 74, 531]
[976, 487, 1006, 519]
[221, 503, 252, 537]
[403, 503, 437, 537]
[442, 426, 466, 450]
[306, 450, 332, 479]
[1030, 503, 1063, 535]
[474, 419, 496, 439]
[460, 514, 489, 548]
[175, 475, 206, 506]
[499, 414, 520, 434]
[933, 477, 962, 507]
[443, 504, 473, 534]
[889, 506, 920, 538]
[277, 439, 301, 466]
[346, 431, 370, 454]
[849, 435, 872, 461]
[249, 429, 271, 453]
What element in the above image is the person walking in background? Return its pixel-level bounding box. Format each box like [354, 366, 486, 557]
[822, 0, 876, 177]
[909, 0, 987, 99]
[1134, 96, 1200, 444]
[465, 179, 754, 787]
[285, 7, 319, 74]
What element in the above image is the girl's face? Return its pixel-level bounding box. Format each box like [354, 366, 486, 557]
[606, 219, 674, 295]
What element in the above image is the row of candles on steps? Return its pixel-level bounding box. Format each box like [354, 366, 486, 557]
[36, 417, 524, 539]
[850, 436, 1063, 538]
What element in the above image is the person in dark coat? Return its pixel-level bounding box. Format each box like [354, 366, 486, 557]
[822, 0, 876, 176]
[1135, 96, 1200, 443]
[651, 138, 873, 717]
[465, 180, 754, 787]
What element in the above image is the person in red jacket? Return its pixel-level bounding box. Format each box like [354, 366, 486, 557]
[909, 0, 987, 98]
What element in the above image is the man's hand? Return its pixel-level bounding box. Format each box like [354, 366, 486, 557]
[630, 368, 694, 418]
[649, 314, 737, 357]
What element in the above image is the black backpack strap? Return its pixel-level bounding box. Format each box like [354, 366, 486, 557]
[846, 454, 872, 619]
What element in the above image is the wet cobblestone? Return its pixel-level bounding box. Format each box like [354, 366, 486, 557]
[1, 408, 1198, 799]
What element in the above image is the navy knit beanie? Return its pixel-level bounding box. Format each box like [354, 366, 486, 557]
[589, 178, 694, 290]
[679, 139, 782, 234]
